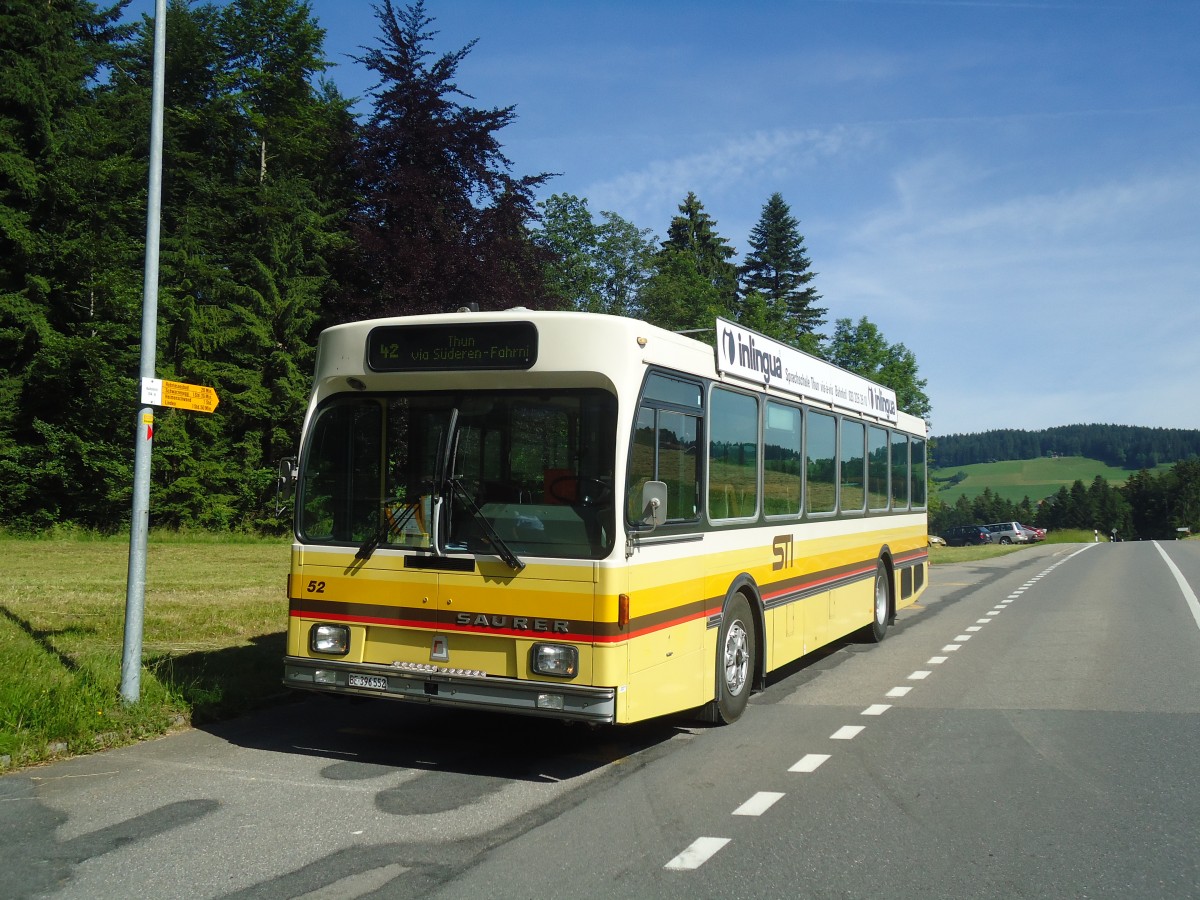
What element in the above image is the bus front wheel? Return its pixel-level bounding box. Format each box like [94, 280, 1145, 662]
[715, 594, 756, 724]
[860, 560, 891, 644]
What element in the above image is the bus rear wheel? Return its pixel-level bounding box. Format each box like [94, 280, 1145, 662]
[715, 594, 756, 724]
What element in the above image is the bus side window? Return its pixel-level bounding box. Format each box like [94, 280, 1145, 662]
[911, 438, 927, 508]
[867, 425, 890, 511]
[840, 418, 865, 513]
[627, 407, 657, 523]
[806, 410, 837, 515]
[626, 406, 699, 523]
[764, 401, 802, 518]
[891, 433, 910, 510]
[709, 387, 758, 521]
[658, 410, 698, 520]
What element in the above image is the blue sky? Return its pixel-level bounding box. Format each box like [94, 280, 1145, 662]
[124, 0, 1200, 437]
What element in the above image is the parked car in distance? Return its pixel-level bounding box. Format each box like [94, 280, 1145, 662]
[929, 534, 947, 546]
[943, 524, 993, 546]
[1020, 524, 1045, 542]
[985, 522, 1030, 544]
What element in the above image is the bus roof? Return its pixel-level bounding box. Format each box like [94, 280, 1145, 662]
[310, 309, 926, 435]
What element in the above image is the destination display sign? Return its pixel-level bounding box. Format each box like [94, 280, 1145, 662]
[367, 321, 538, 372]
[714, 317, 898, 423]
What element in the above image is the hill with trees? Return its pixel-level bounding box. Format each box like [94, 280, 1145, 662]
[929, 459, 1199, 542]
[933, 424, 1200, 470]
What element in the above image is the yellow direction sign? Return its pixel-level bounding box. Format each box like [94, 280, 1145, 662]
[140, 377, 219, 413]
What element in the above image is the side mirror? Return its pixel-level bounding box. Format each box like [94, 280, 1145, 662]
[642, 481, 668, 527]
[274, 456, 298, 515]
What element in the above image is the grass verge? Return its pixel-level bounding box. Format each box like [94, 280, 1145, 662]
[928, 528, 1098, 564]
[0, 532, 290, 771]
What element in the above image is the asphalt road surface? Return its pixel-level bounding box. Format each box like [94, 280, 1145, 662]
[4, 540, 1198, 899]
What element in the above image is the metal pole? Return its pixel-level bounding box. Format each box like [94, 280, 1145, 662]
[121, 0, 167, 703]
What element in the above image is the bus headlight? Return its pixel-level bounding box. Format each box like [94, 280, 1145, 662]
[530, 643, 578, 678]
[310, 623, 350, 655]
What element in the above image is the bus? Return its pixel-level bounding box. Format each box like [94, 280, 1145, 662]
[282, 309, 928, 725]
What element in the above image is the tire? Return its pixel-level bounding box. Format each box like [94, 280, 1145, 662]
[999, 536, 1011, 544]
[715, 594, 756, 724]
[860, 560, 891, 643]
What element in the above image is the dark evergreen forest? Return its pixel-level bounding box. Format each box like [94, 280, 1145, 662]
[933, 424, 1200, 470]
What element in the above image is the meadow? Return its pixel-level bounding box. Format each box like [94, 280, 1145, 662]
[930, 455, 1168, 504]
[0, 532, 290, 770]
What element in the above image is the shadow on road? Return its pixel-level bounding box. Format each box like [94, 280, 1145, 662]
[197, 692, 687, 784]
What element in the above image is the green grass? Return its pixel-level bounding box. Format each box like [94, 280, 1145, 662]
[928, 527, 1099, 563]
[930, 456, 1171, 504]
[0, 532, 291, 770]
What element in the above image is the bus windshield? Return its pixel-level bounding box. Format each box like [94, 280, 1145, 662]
[298, 388, 618, 560]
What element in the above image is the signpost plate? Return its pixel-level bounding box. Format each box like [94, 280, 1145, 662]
[141, 378, 219, 413]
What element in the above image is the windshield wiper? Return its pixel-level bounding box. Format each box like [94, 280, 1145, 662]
[355, 502, 420, 561]
[448, 477, 525, 572]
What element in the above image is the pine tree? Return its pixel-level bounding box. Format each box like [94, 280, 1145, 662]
[343, 0, 551, 319]
[641, 192, 737, 335]
[92, 0, 354, 529]
[663, 192, 738, 304]
[739, 192, 826, 345]
[0, 0, 139, 528]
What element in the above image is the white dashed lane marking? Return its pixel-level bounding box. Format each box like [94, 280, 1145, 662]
[790, 753, 831, 772]
[733, 792, 786, 816]
[664, 837, 730, 870]
[831, 725, 865, 740]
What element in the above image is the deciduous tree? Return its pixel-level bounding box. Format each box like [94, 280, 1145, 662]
[536, 193, 656, 316]
[826, 316, 931, 420]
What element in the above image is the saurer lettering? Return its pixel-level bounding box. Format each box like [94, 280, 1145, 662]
[455, 613, 569, 633]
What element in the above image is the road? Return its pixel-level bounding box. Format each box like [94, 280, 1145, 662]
[3, 541, 1198, 899]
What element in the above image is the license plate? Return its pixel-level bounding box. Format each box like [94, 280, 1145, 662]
[348, 674, 388, 690]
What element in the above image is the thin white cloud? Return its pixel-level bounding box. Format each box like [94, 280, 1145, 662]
[580, 126, 874, 233]
[824, 154, 1200, 432]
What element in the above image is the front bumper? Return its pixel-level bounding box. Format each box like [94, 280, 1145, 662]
[283, 656, 617, 724]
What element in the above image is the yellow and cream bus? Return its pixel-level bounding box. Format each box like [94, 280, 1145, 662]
[283, 309, 928, 725]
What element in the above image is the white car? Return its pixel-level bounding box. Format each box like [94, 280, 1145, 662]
[985, 522, 1029, 544]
